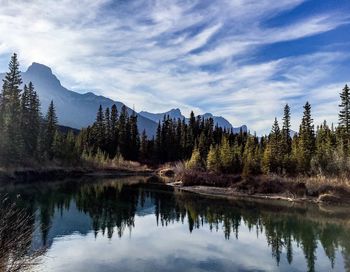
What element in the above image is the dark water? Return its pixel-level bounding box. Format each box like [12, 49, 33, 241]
[1, 176, 350, 272]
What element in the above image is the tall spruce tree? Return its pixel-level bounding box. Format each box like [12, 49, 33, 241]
[129, 111, 140, 160]
[207, 144, 220, 172]
[298, 102, 315, 172]
[0, 53, 23, 164]
[219, 136, 233, 173]
[140, 130, 148, 162]
[118, 105, 128, 158]
[94, 105, 105, 152]
[20, 84, 30, 156]
[242, 135, 261, 176]
[314, 121, 334, 174]
[110, 104, 119, 157]
[104, 107, 111, 156]
[281, 104, 292, 154]
[44, 101, 58, 159]
[338, 84, 350, 152]
[28, 82, 41, 157]
[267, 118, 282, 173]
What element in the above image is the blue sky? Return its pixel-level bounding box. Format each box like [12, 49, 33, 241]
[0, 0, 349, 134]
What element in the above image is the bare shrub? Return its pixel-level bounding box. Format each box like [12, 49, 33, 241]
[0, 196, 45, 272]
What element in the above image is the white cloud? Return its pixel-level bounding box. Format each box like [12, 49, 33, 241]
[0, 0, 349, 134]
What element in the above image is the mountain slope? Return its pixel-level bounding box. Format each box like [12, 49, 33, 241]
[1, 62, 247, 136]
[139, 109, 247, 133]
[1, 63, 158, 136]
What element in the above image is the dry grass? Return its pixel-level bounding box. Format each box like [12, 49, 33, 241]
[84, 155, 150, 172]
[283, 175, 350, 192]
[179, 169, 241, 187]
[0, 196, 46, 272]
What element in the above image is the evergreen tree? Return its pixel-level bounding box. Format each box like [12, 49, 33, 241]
[219, 137, 233, 173]
[262, 142, 272, 174]
[93, 105, 105, 152]
[281, 104, 292, 154]
[52, 130, 64, 160]
[129, 111, 140, 160]
[140, 130, 148, 162]
[313, 121, 334, 174]
[207, 145, 220, 172]
[155, 122, 162, 162]
[118, 105, 128, 158]
[110, 104, 119, 157]
[267, 118, 283, 173]
[44, 101, 58, 159]
[28, 82, 41, 157]
[298, 102, 315, 173]
[20, 84, 30, 156]
[104, 107, 111, 155]
[242, 135, 261, 176]
[0, 53, 23, 164]
[338, 84, 350, 152]
[186, 147, 202, 170]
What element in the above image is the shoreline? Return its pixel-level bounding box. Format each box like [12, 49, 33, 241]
[168, 182, 350, 206]
[0, 166, 154, 184]
[177, 185, 318, 204]
[160, 169, 350, 206]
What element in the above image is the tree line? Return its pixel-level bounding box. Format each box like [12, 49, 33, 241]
[1, 53, 350, 178]
[82, 82, 350, 177]
[0, 53, 79, 166]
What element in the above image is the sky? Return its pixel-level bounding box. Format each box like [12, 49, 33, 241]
[0, 0, 350, 134]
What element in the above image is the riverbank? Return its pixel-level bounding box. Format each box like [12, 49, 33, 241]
[158, 169, 350, 205]
[0, 165, 153, 184]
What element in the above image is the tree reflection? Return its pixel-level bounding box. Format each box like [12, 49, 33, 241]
[2, 177, 350, 272]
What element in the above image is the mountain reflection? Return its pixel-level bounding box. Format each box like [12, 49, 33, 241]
[1, 176, 350, 272]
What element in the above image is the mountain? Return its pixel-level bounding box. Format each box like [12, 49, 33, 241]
[0, 63, 158, 136]
[139, 108, 247, 133]
[139, 108, 183, 123]
[1, 62, 247, 136]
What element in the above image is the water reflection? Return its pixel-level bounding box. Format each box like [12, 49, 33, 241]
[1, 176, 350, 272]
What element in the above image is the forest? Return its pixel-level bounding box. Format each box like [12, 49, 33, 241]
[1, 53, 350, 179]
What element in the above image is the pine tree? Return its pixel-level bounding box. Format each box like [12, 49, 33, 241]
[52, 130, 63, 160]
[94, 105, 105, 152]
[242, 135, 261, 176]
[0, 53, 23, 164]
[338, 84, 350, 152]
[118, 105, 128, 158]
[44, 101, 58, 159]
[104, 107, 111, 156]
[298, 102, 315, 172]
[110, 104, 119, 157]
[28, 82, 41, 157]
[155, 122, 162, 162]
[262, 142, 272, 174]
[140, 130, 148, 162]
[281, 104, 292, 154]
[267, 118, 282, 173]
[219, 136, 233, 173]
[313, 121, 334, 174]
[64, 130, 78, 164]
[129, 111, 140, 160]
[186, 147, 202, 170]
[20, 84, 30, 157]
[207, 145, 220, 172]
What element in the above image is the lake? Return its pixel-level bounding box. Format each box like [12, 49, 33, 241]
[1, 176, 349, 272]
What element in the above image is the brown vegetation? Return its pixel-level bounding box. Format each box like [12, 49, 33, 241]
[0, 196, 45, 272]
[172, 168, 350, 205]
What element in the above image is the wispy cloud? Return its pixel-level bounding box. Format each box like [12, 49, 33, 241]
[0, 0, 349, 133]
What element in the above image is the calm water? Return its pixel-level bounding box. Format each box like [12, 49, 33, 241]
[1, 176, 350, 272]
